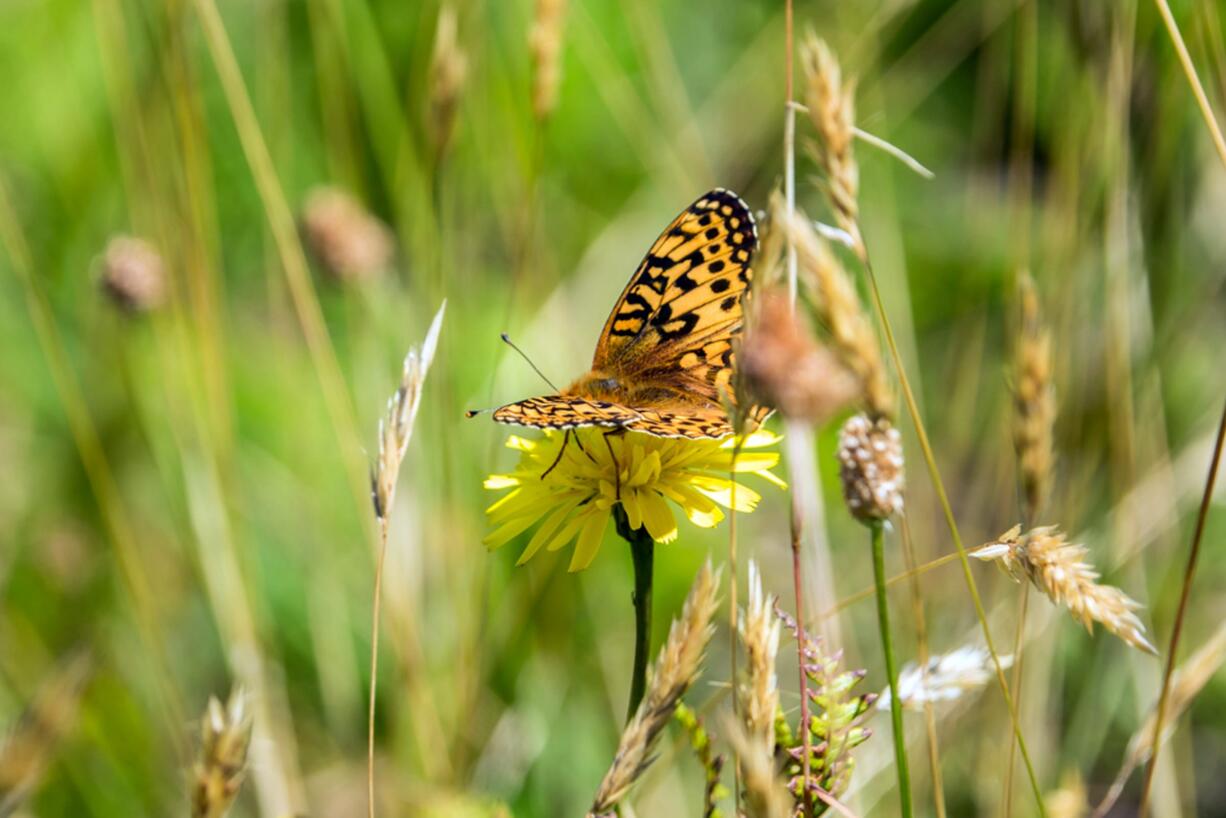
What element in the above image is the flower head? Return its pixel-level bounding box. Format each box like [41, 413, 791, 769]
[484, 428, 784, 571]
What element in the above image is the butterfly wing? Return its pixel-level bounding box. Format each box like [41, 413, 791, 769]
[492, 395, 642, 431]
[592, 188, 757, 405]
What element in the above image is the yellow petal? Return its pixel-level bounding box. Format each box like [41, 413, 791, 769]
[516, 499, 582, 565]
[690, 475, 761, 512]
[569, 511, 610, 571]
[622, 490, 645, 531]
[484, 510, 545, 549]
[546, 512, 589, 552]
[484, 475, 520, 490]
[728, 452, 780, 472]
[640, 492, 678, 543]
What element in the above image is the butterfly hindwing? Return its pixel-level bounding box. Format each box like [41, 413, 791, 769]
[592, 188, 757, 406]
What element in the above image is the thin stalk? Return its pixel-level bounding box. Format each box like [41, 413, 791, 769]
[1139, 0, 1226, 812]
[617, 509, 656, 720]
[1001, 586, 1030, 818]
[871, 520, 913, 818]
[1138, 397, 1226, 815]
[785, 0, 797, 307]
[899, 515, 946, 818]
[791, 502, 813, 818]
[367, 521, 390, 818]
[862, 256, 1046, 815]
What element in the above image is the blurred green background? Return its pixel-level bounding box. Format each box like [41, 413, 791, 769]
[2, 0, 1225, 815]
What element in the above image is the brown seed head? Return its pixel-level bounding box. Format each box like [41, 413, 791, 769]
[302, 187, 394, 283]
[740, 290, 858, 424]
[100, 235, 166, 313]
[191, 688, 252, 818]
[428, 5, 468, 159]
[529, 0, 568, 120]
[1012, 272, 1055, 522]
[975, 526, 1157, 654]
[837, 413, 904, 521]
[800, 33, 862, 257]
[775, 197, 892, 417]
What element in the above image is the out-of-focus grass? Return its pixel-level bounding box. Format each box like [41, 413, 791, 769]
[1, 0, 1225, 816]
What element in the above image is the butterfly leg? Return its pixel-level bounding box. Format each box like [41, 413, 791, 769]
[541, 429, 572, 480]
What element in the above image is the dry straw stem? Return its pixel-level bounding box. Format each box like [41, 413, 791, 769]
[529, 0, 567, 119]
[738, 561, 781, 756]
[1092, 618, 1226, 818]
[800, 33, 863, 259]
[974, 526, 1157, 654]
[191, 688, 253, 818]
[0, 651, 92, 815]
[589, 560, 720, 816]
[428, 4, 467, 158]
[1012, 272, 1054, 522]
[774, 196, 892, 418]
[876, 645, 1011, 712]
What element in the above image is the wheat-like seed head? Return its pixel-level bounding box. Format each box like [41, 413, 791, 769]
[721, 717, 791, 818]
[428, 5, 468, 158]
[373, 302, 446, 520]
[975, 526, 1156, 654]
[529, 0, 567, 120]
[588, 560, 721, 815]
[738, 561, 781, 757]
[775, 199, 892, 418]
[800, 33, 862, 258]
[1012, 272, 1055, 522]
[191, 688, 252, 818]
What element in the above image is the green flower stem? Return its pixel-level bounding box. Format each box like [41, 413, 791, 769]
[872, 519, 913, 818]
[616, 507, 655, 721]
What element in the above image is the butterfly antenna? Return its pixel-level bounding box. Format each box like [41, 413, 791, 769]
[500, 333, 560, 392]
[464, 407, 495, 418]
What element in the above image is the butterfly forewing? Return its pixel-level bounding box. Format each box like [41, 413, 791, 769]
[492, 396, 641, 431]
[592, 188, 757, 405]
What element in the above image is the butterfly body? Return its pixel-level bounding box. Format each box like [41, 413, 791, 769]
[489, 188, 767, 440]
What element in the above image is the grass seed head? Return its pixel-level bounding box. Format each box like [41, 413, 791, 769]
[100, 235, 166, 313]
[428, 5, 468, 159]
[800, 33, 862, 257]
[776, 199, 892, 417]
[1012, 272, 1055, 522]
[738, 561, 781, 756]
[302, 187, 394, 283]
[838, 413, 904, 521]
[191, 688, 252, 818]
[529, 0, 568, 120]
[740, 290, 858, 425]
[975, 526, 1157, 654]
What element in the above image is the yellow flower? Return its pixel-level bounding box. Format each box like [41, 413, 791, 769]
[484, 428, 785, 571]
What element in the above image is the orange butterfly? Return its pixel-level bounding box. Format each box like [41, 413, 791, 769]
[481, 188, 768, 441]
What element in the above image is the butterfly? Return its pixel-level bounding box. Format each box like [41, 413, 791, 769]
[483, 188, 769, 441]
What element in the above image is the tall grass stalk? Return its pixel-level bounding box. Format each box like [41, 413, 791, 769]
[1138, 0, 1226, 811]
[871, 520, 913, 818]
